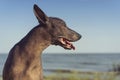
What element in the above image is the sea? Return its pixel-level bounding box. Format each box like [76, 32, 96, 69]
[0, 53, 120, 76]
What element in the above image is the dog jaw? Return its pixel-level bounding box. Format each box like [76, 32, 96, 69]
[53, 37, 75, 50]
[58, 37, 75, 50]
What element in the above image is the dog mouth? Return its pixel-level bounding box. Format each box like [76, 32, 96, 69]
[56, 37, 75, 50]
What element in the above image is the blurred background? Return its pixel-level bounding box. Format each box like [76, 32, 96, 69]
[0, 0, 120, 53]
[0, 0, 120, 79]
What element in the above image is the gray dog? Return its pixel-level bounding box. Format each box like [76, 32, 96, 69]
[3, 4, 81, 80]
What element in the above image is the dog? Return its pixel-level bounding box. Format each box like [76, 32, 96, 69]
[3, 4, 81, 80]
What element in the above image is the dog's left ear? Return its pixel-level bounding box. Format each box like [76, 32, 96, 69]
[33, 4, 49, 24]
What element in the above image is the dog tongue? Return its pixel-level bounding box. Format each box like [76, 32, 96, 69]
[66, 40, 75, 50]
[71, 44, 75, 50]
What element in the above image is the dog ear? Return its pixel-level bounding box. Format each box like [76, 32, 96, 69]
[33, 4, 49, 24]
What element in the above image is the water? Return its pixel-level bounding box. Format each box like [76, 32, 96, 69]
[0, 53, 120, 75]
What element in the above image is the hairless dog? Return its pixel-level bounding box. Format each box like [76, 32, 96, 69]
[3, 4, 81, 80]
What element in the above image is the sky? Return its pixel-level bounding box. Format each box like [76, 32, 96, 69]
[0, 0, 120, 53]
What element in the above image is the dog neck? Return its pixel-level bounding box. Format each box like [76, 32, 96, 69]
[10, 26, 52, 80]
[3, 25, 52, 80]
[19, 25, 51, 55]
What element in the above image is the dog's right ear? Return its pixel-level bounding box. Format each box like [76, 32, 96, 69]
[33, 4, 49, 24]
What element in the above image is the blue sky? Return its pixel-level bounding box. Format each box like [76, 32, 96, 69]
[0, 0, 120, 53]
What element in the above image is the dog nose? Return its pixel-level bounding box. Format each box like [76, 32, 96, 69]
[78, 34, 82, 40]
[69, 32, 82, 42]
[76, 33, 82, 41]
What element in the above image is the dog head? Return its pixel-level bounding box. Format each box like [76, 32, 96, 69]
[34, 4, 81, 50]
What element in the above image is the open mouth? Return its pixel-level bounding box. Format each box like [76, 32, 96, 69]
[57, 37, 75, 50]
